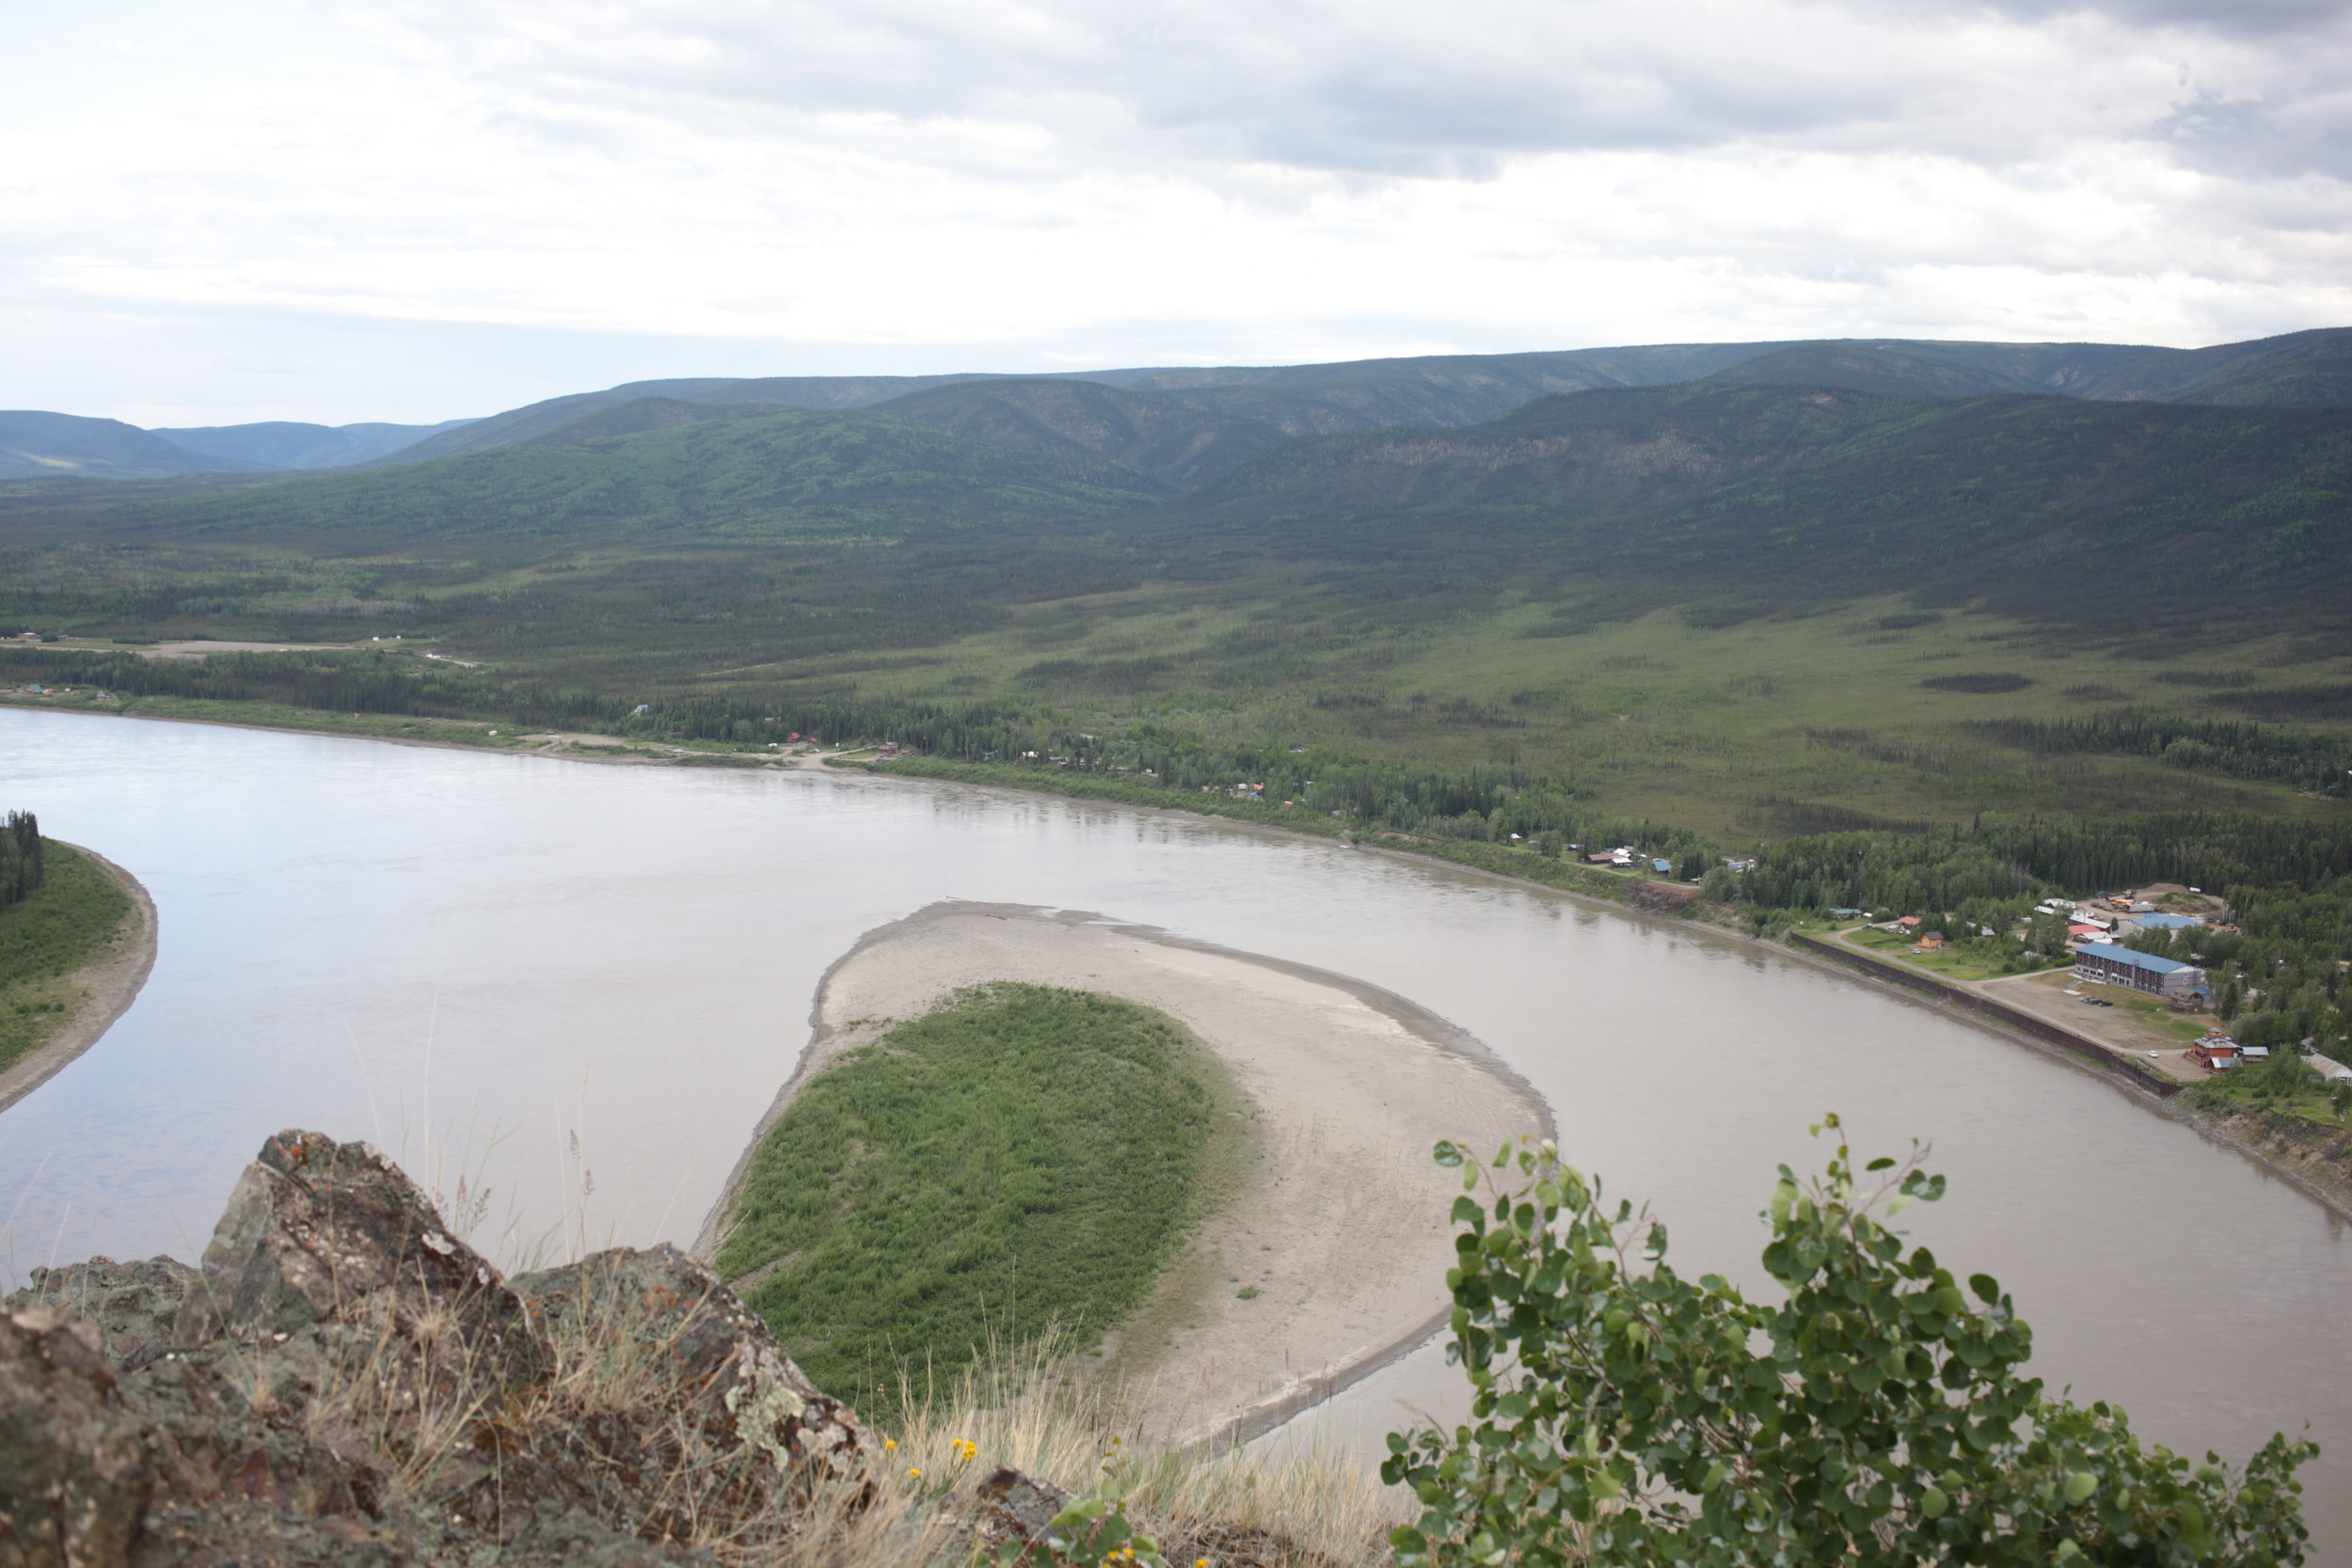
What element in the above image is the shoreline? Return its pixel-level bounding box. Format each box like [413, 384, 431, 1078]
[12, 706, 2347, 1255]
[695, 900, 1554, 1450]
[0, 842, 159, 1117]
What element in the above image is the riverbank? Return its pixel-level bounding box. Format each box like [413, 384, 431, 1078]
[0, 842, 157, 1115]
[697, 900, 1552, 1449]
[1768, 929, 2352, 1227]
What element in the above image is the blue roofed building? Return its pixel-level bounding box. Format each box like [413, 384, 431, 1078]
[2074, 942, 2210, 1001]
[2131, 912, 2205, 931]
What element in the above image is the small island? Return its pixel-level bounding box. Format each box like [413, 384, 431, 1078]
[700, 900, 1551, 1447]
[0, 811, 157, 1114]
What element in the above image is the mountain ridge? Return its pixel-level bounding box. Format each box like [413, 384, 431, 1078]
[151, 417, 477, 470]
[4, 326, 2346, 488]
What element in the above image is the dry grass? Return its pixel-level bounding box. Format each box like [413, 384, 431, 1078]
[786, 1340, 1406, 1567]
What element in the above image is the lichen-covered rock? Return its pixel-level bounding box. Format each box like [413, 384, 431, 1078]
[973, 1464, 1075, 1550]
[9, 1257, 196, 1368]
[0, 1131, 880, 1567]
[0, 1309, 153, 1568]
[514, 1244, 870, 1479]
[169, 1130, 545, 1392]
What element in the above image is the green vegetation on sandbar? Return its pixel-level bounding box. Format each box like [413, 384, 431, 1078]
[0, 839, 133, 1071]
[718, 983, 1228, 1413]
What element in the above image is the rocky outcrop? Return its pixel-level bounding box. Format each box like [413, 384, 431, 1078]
[0, 1131, 874, 1567]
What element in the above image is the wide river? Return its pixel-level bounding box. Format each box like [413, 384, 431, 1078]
[5, 706, 2348, 1555]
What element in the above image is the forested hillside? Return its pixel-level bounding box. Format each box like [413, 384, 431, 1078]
[93, 407, 1163, 546]
[333, 325, 2352, 472]
[1169, 385, 2352, 628]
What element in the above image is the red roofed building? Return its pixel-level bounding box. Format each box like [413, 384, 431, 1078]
[2188, 1040, 2239, 1072]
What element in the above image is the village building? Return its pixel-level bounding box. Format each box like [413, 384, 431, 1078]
[2188, 1038, 2239, 1072]
[2074, 941, 2210, 1002]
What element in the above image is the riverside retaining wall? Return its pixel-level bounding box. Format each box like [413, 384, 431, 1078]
[1784, 932, 2184, 1100]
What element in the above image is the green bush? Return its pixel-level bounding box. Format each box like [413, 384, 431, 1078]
[1383, 1117, 2313, 1566]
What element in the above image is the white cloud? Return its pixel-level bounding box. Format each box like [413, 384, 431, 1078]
[2, 0, 2346, 422]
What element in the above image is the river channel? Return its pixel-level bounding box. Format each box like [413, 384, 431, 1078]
[4, 705, 2348, 1555]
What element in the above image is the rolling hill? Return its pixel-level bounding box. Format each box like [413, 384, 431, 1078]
[0, 411, 266, 481]
[2071, 327, 2352, 408]
[378, 373, 1011, 465]
[333, 327, 2352, 481]
[871, 378, 1285, 491]
[151, 418, 476, 470]
[1157, 384, 2352, 627]
[102, 404, 1165, 546]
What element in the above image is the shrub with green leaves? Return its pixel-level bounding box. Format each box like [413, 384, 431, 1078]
[1383, 1117, 2314, 1566]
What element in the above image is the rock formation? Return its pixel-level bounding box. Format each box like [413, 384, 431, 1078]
[0, 1131, 872, 1566]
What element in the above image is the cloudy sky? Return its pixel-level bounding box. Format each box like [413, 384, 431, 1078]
[6, 0, 2349, 425]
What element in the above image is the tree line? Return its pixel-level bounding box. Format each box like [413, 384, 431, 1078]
[0, 811, 40, 911]
[1967, 711, 2352, 795]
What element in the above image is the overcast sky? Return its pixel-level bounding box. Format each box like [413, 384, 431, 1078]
[6, 0, 2349, 425]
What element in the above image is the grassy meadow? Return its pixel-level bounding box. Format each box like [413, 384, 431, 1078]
[10, 565, 2351, 839]
[716, 984, 1247, 1415]
[813, 589, 2352, 835]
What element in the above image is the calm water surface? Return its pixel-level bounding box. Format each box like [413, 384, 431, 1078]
[4, 707, 2347, 1555]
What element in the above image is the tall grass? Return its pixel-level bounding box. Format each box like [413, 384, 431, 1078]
[786, 1338, 1404, 1568]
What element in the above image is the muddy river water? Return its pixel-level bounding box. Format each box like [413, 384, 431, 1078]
[4, 706, 2347, 1555]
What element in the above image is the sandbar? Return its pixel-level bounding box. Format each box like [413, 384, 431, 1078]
[695, 899, 1552, 1449]
[0, 843, 158, 1116]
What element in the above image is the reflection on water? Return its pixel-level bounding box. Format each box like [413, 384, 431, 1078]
[5, 706, 2348, 1559]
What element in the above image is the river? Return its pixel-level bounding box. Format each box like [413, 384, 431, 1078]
[4, 705, 2347, 1555]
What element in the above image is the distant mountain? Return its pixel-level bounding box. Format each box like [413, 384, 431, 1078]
[1156, 384, 2352, 626]
[110, 406, 1165, 545]
[1694, 341, 2169, 400]
[2070, 327, 2352, 407]
[0, 411, 265, 481]
[151, 419, 477, 470]
[1699, 329, 2352, 407]
[502, 398, 773, 449]
[350, 329, 2352, 482]
[872, 379, 1285, 491]
[381, 374, 1009, 466]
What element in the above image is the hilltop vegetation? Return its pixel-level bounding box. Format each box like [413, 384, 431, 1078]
[91, 407, 1162, 546]
[1166, 384, 2352, 625]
